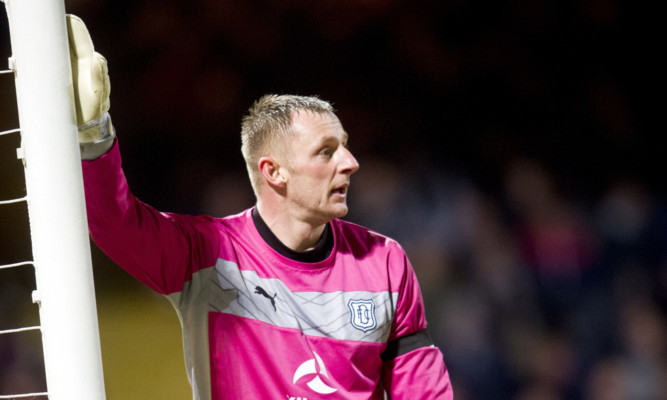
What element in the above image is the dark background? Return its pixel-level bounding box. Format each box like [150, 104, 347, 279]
[1, 1, 664, 399]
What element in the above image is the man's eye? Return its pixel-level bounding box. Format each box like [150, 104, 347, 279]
[319, 148, 333, 156]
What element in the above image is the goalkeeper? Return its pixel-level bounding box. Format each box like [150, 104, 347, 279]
[69, 14, 453, 400]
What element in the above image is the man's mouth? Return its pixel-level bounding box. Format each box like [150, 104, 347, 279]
[331, 184, 349, 197]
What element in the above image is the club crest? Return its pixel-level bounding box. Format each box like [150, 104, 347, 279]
[348, 299, 377, 333]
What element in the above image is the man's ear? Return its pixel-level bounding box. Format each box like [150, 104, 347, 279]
[258, 156, 287, 188]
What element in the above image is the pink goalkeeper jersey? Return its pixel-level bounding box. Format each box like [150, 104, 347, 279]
[83, 140, 452, 400]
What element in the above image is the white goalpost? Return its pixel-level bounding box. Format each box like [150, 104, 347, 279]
[1, 0, 106, 399]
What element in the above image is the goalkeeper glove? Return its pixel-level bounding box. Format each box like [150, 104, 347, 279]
[66, 14, 114, 160]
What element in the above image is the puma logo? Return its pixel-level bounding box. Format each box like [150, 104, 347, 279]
[255, 286, 277, 311]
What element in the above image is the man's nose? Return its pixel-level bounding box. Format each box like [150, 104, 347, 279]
[339, 147, 360, 175]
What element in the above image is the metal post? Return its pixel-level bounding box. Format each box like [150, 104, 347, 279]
[3, 0, 106, 398]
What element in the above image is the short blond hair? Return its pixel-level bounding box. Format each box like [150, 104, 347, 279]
[240, 94, 334, 196]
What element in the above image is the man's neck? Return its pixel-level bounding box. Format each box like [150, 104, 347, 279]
[255, 202, 328, 252]
[252, 208, 332, 262]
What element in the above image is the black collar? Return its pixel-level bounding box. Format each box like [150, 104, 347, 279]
[252, 207, 333, 263]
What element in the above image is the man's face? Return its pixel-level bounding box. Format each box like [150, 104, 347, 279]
[281, 111, 360, 224]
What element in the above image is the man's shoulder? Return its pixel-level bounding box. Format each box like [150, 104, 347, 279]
[332, 218, 403, 251]
[176, 207, 253, 239]
[213, 207, 253, 230]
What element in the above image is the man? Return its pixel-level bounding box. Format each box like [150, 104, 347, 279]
[69, 14, 453, 400]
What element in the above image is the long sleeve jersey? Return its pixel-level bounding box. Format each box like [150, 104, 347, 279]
[82, 140, 453, 400]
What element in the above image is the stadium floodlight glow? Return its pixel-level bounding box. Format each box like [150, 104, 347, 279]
[3, 0, 106, 399]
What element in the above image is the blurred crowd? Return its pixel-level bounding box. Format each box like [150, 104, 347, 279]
[1, 0, 662, 399]
[347, 156, 667, 399]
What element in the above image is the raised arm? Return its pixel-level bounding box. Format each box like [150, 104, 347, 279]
[69, 15, 219, 294]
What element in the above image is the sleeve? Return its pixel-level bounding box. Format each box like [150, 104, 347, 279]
[82, 139, 220, 295]
[381, 246, 454, 399]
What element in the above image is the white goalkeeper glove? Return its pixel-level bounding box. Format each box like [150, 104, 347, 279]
[66, 14, 115, 160]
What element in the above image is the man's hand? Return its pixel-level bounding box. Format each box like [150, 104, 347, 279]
[66, 14, 114, 159]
